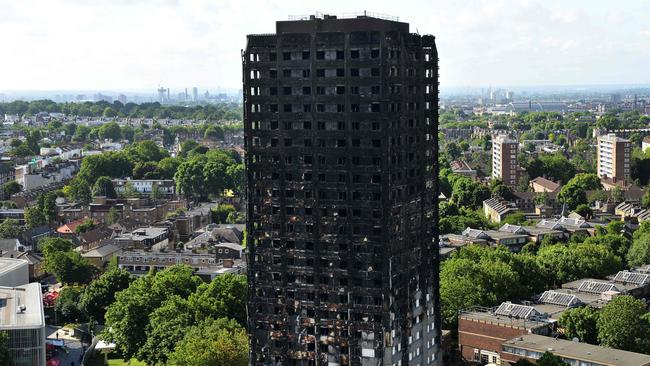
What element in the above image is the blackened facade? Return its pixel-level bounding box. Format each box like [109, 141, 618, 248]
[243, 13, 440, 366]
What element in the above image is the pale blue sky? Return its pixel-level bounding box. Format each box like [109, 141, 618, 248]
[0, 0, 648, 91]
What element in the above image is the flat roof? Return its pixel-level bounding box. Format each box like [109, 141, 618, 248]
[459, 309, 550, 330]
[503, 334, 650, 366]
[0, 283, 45, 329]
[563, 278, 646, 293]
[0, 258, 28, 276]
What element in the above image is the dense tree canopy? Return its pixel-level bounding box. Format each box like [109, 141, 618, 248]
[558, 306, 599, 344]
[440, 245, 545, 326]
[597, 295, 650, 353]
[167, 318, 248, 366]
[42, 238, 96, 284]
[103, 266, 203, 359]
[79, 268, 133, 323]
[535, 242, 623, 286]
[0, 100, 242, 121]
[557, 173, 602, 209]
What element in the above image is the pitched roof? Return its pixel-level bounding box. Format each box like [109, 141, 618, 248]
[530, 177, 561, 192]
[82, 244, 121, 258]
[499, 223, 527, 235]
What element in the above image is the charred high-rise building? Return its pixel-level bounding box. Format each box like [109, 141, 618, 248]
[243, 13, 440, 366]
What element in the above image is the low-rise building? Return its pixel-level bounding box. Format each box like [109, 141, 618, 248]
[117, 249, 245, 281]
[81, 243, 122, 268]
[14, 161, 78, 190]
[458, 304, 553, 364]
[0, 258, 29, 287]
[450, 160, 477, 178]
[112, 178, 176, 197]
[0, 283, 46, 366]
[0, 258, 46, 365]
[113, 227, 169, 249]
[59, 197, 186, 226]
[529, 177, 560, 193]
[501, 335, 650, 366]
[483, 198, 518, 223]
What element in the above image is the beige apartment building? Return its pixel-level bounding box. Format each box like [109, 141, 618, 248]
[492, 135, 520, 187]
[597, 133, 631, 182]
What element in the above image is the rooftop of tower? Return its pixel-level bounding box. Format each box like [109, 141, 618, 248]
[276, 12, 409, 34]
[287, 11, 400, 22]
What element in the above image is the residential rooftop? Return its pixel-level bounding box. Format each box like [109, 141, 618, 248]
[0, 283, 45, 329]
[502, 334, 650, 366]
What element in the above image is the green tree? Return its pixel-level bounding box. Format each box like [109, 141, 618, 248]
[536, 242, 623, 286]
[491, 180, 515, 200]
[584, 234, 631, 261]
[79, 268, 133, 323]
[2, 181, 21, 198]
[642, 190, 650, 208]
[597, 295, 650, 353]
[167, 318, 248, 366]
[103, 265, 203, 360]
[92, 176, 116, 198]
[40, 192, 58, 224]
[0, 219, 22, 239]
[439, 246, 544, 326]
[106, 207, 120, 224]
[558, 306, 599, 344]
[204, 125, 225, 140]
[138, 274, 246, 365]
[65, 178, 92, 204]
[75, 218, 96, 234]
[156, 157, 182, 179]
[103, 107, 117, 118]
[55, 286, 87, 324]
[557, 173, 602, 210]
[612, 185, 625, 203]
[573, 204, 593, 219]
[627, 235, 650, 267]
[212, 204, 236, 224]
[42, 238, 96, 284]
[24, 206, 46, 229]
[446, 142, 461, 160]
[121, 182, 139, 198]
[128, 140, 169, 162]
[179, 140, 200, 158]
[175, 158, 206, 201]
[98, 121, 121, 141]
[41, 237, 73, 257]
[226, 163, 245, 195]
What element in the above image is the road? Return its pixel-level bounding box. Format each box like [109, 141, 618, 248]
[46, 326, 86, 366]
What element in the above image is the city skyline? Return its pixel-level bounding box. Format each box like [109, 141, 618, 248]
[1, 0, 649, 91]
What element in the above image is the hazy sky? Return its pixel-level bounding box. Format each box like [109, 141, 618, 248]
[1, 0, 649, 91]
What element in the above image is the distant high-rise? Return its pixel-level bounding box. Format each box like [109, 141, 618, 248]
[243, 13, 440, 365]
[157, 87, 167, 104]
[492, 135, 520, 187]
[597, 133, 631, 182]
[192, 87, 199, 102]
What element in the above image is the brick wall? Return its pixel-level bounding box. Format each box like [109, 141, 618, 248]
[458, 317, 551, 362]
